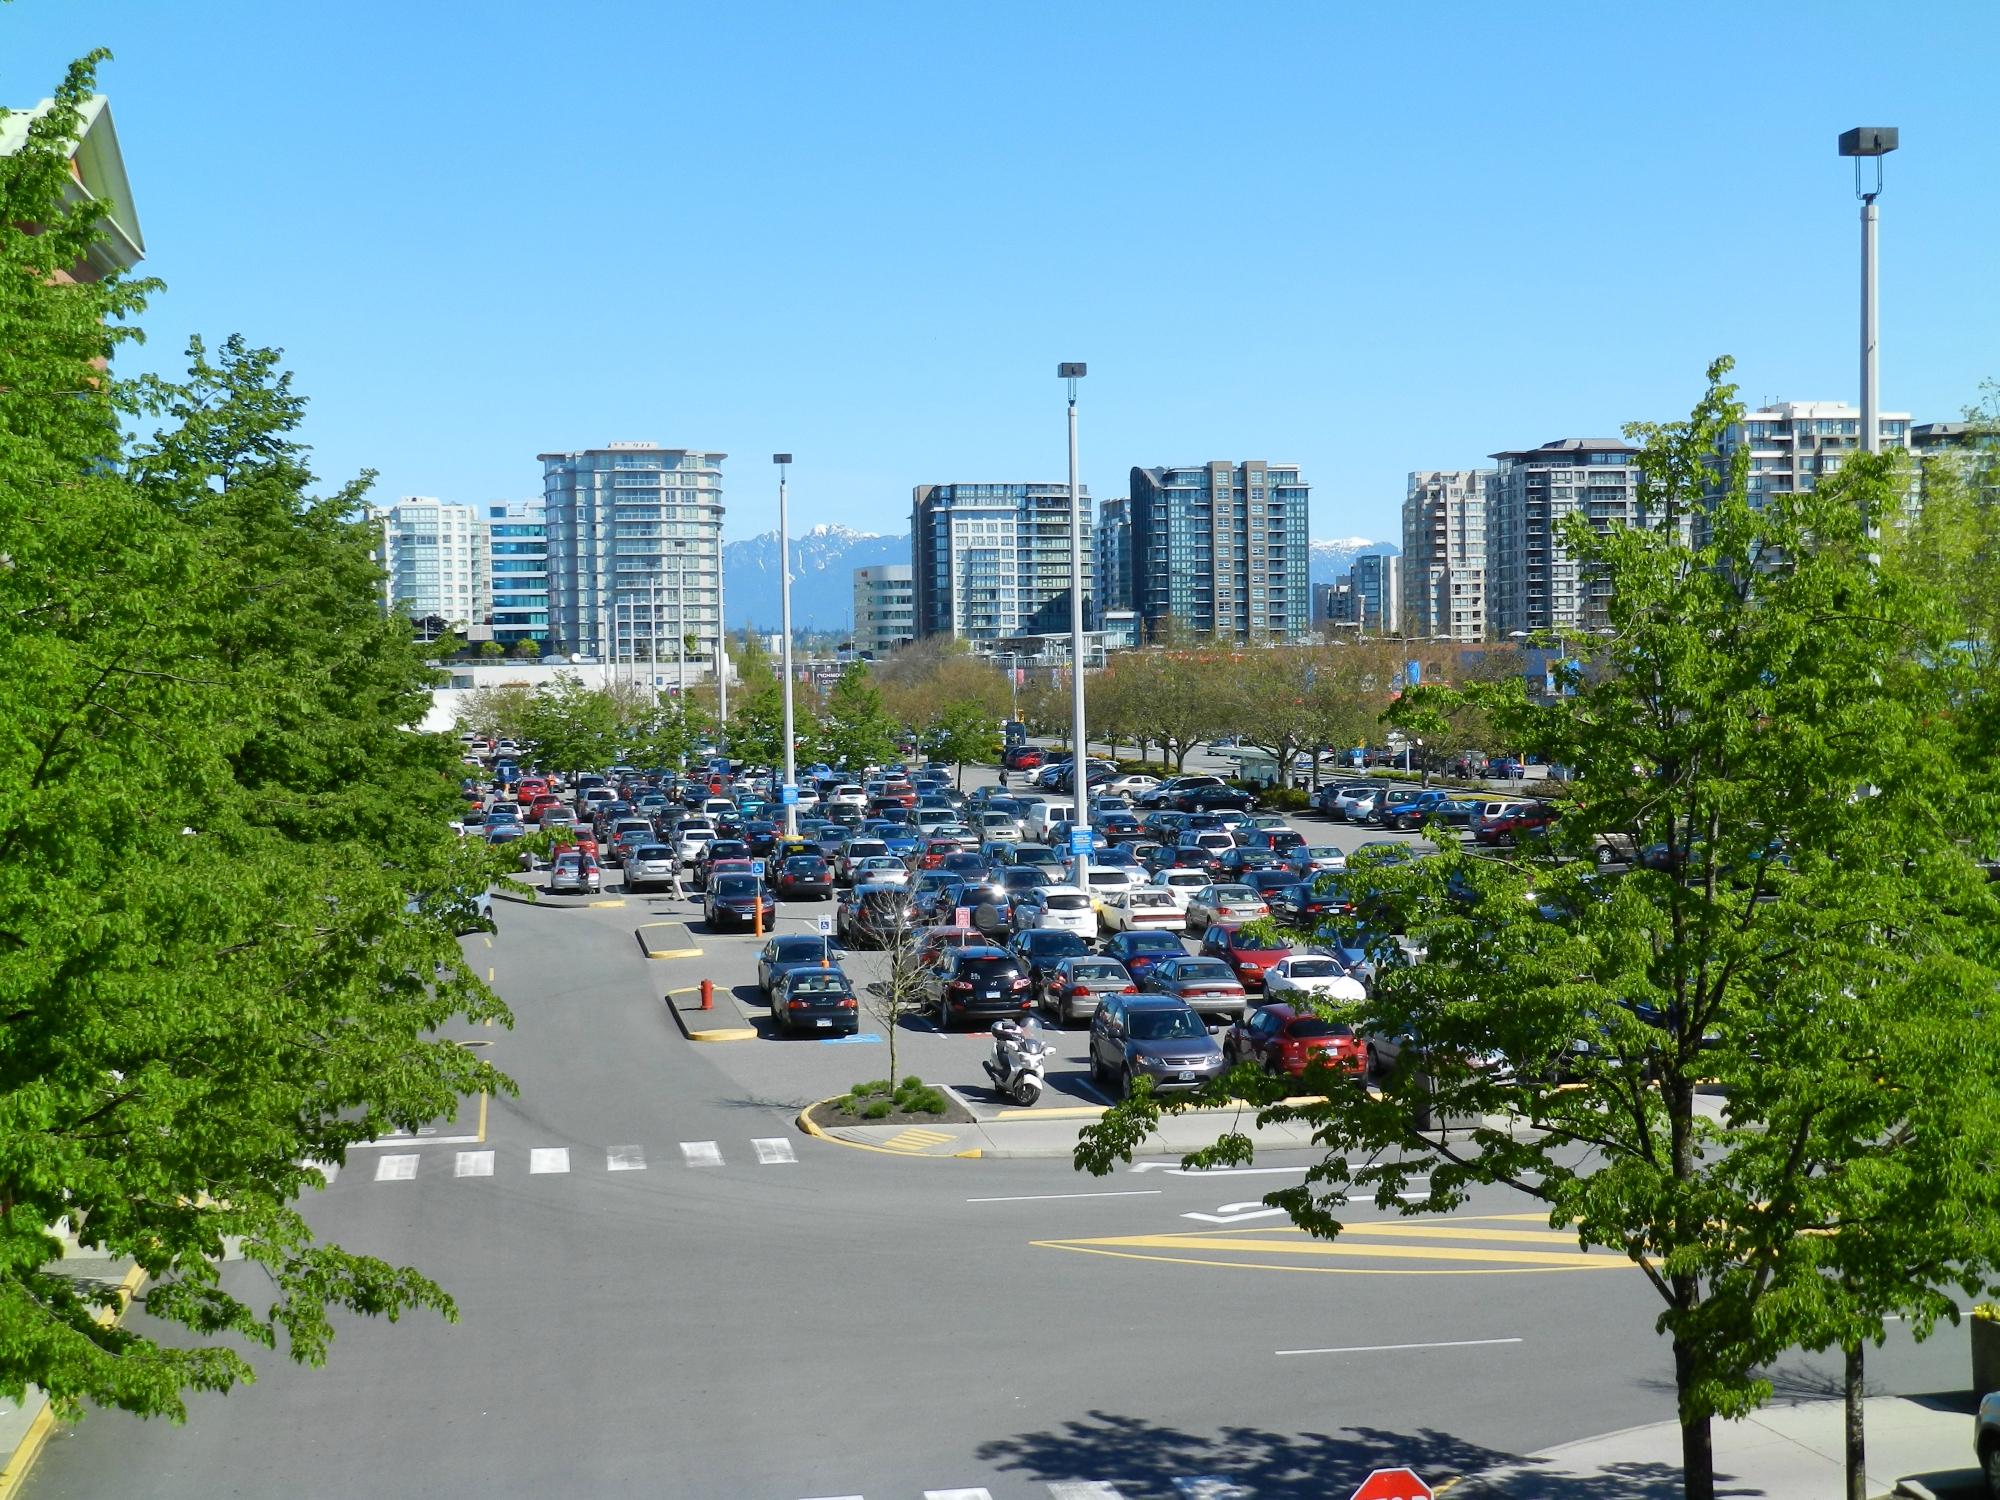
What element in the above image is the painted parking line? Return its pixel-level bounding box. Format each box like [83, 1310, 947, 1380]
[454, 1150, 494, 1178]
[529, 1147, 570, 1174]
[375, 1154, 419, 1182]
[821, 1033, 882, 1045]
[681, 1141, 724, 1168]
[968, 1190, 1162, 1205]
[607, 1145, 647, 1172]
[752, 1138, 797, 1165]
[924, 1490, 994, 1500]
[1276, 1336, 1523, 1356]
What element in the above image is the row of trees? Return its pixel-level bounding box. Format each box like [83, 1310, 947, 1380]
[1079, 360, 2000, 1500]
[2, 59, 512, 1422]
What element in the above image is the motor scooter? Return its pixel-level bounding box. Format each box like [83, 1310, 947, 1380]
[982, 1018, 1047, 1106]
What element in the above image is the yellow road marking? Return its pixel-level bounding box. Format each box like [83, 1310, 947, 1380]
[1335, 1222, 1589, 1247]
[487, 966, 495, 983]
[482, 935, 493, 948]
[1052, 1231, 1611, 1268]
[476, 1091, 487, 1142]
[589, 897, 628, 908]
[1034, 1216, 1630, 1276]
[687, 1027, 758, 1042]
[882, 1127, 956, 1150]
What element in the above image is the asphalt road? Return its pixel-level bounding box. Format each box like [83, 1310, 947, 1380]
[26, 770, 1965, 1500]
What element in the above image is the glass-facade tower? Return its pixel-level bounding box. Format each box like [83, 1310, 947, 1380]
[1127, 461, 1310, 641]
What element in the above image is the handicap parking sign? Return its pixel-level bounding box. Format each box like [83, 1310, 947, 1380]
[750, 858, 766, 878]
[815, 914, 834, 935]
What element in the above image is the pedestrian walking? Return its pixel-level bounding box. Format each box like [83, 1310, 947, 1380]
[998, 766, 1009, 791]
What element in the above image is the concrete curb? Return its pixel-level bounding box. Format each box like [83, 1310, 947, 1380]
[663, 993, 757, 1044]
[636, 922, 702, 960]
[797, 1099, 983, 1159]
[0, 1261, 146, 1500]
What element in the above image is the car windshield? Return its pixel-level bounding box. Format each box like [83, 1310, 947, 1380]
[713, 876, 759, 897]
[1128, 892, 1174, 908]
[771, 938, 823, 959]
[1027, 932, 1087, 956]
[1214, 886, 1258, 901]
[788, 974, 849, 996]
[634, 846, 671, 859]
[1130, 1009, 1207, 1041]
[785, 856, 824, 871]
[1085, 872, 1123, 887]
[1285, 959, 1341, 978]
[960, 959, 1021, 981]
[1233, 932, 1289, 952]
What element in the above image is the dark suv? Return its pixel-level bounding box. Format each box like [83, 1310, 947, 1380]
[837, 883, 919, 950]
[925, 948, 1034, 1030]
[1088, 993, 1225, 1099]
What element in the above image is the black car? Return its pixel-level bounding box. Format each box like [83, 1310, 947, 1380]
[1170, 785, 1257, 814]
[769, 966, 860, 1036]
[775, 854, 835, 900]
[1101, 928, 1188, 984]
[742, 819, 780, 856]
[837, 883, 920, 950]
[756, 933, 846, 995]
[1214, 847, 1279, 881]
[925, 947, 1034, 1029]
[1006, 927, 1092, 990]
[704, 873, 776, 930]
[1097, 811, 1148, 845]
[945, 876, 1014, 938]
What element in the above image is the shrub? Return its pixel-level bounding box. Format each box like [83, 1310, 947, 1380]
[860, 1099, 893, 1120]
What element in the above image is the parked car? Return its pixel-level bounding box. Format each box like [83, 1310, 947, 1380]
[1367, 787, 1426, 826]
[756, 933, 845, 995]
[1223, 1003, 1366, 1079]
[775, 853, 835, 900]
[836, 882, 920, 949]
[546, 849, 601, 895]
[1011, 884, 1099, 937]
[1185, 883, 1270, 932]
[623, 844, 679, 893]
[1197, 923, 1292, 991]
[925, 947, 1034, 1030]
[1007, 926, 1094, 991]
[1137, 775, 1226, 810]
[1098, 886, 1187, 934]
[1170, 784, 1258, 814]
[1039, 955, 1138, 1026]
[1089, 993, 1226, 1098]
[1284, 845, 1349, 878]
[703, 872, 776, 930]
[1001, 744, 1044, 771]
[1384, 789, 1478, 831]
[1330, 784, 1383, 822]
[834, 838, 892, 885]
[1100, 928, 1188, 984]
[1138, 955, 1249, 1020]
[1473, 802, 1557, 846]
[913, 924, 987, 973]
[768, 966, 860, 1036]
[1261, 954, 1369, 1004]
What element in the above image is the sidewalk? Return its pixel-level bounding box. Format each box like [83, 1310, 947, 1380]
[1459, 1396, 1983, 1500]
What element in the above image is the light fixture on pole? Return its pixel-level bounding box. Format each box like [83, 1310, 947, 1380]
[775, 453, 798, 836]
[1838, 126, 1898, 455]
[1058, 362, 1089, 888]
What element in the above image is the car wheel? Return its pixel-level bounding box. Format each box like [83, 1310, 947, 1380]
[1366, 1043, 1381, 1077]
[1120, 1066, 1136, 1101]
[1595, 844, 1616, 867]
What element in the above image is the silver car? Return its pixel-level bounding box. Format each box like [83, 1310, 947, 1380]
[624, 844, 678, 893]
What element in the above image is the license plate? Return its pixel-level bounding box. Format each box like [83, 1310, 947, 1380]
[1177, 1071, 1196, 1082]
[816, 1018, 832, 1029]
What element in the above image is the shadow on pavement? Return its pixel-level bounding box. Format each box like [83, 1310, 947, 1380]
[972, 1412, 1709, 1499]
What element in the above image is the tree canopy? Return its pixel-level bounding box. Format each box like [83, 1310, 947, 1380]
[1, 57, 511, 1421]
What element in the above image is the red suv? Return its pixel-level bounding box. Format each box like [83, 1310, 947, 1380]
[1197, 923, 1292, 991]
[1474, 802, 1558, 846]
[1223, 1004, 1366, 1078]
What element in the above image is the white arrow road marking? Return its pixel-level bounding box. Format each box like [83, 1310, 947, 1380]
[1181, 1201, 1290, 1225]
[1049, 1484, 1129, 1499]
[374, 1154, 419, 1182]
[1173, 1480, 1250, 1499]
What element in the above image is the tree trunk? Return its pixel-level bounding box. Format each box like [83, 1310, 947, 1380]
[1844, 1341, 1866, 1500]
[1674, 1336, 1716, 1500]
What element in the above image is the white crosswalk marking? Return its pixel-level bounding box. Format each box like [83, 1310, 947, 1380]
[607, 1145, 647, 1172]
[753, 1137, 797, 1165]
[923, 1490, 993, 1500]
[454, 1150, 494, 1178]
[375, 1154, 419, 1182]
[680, 1140, 723, 1167]
[1049, 1484, 1129, 1499]
[1173, 1480, 1250, 1499]
[528, 1147, 570, 1174]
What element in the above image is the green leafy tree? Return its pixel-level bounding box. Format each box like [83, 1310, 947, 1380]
[478, 639, 506, 659]
[821, 663, 898, 770]
[516, 674, 624, 774]
[1077, 361, 2000, 1500]
[2, 56, 512, 1421]
[511, 637, 542, 660]
[925, 700, 999, 788]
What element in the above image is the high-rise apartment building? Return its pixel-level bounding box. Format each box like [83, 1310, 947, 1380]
[1402, 469, 1491, 641]
[1348, 553, 1401, 633]
[1126, 462, 1310, 641]
[1487, 439, 1652, 638]
[909, 483, 1092, 643]
[541, 443, 725, 666]
[851, 564, 915, 659]
[1092, 496, 1132, 628]
[485, 501, 547, 645]
[1718, 402, 1912, 508]
[371, 497, 490, 639]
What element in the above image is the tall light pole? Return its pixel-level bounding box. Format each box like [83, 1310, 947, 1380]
[715, 543, 728, 727]
[1839, 126, 1898, 454]
[1059, 362, 1089, 887]
[775, 453, 798, 836]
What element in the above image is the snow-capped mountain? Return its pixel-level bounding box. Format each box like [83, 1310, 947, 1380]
[1308, 537, 1400, 589]
[723, 524, 909, 633]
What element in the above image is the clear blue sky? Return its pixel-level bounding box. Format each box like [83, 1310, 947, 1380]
[9, 1, 1996, 543]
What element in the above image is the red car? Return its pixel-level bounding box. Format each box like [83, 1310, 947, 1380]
[1223, 1004, 1366, 1078]
[1197, 924, 1292, 991]
[917, 836, 969, 870]
[1473, 802, 1558, 846]
[1003, 746, 1044, 771]
[515, 777, 550, 804]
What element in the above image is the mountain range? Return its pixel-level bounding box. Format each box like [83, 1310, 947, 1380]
[722, 526, 1400, 633]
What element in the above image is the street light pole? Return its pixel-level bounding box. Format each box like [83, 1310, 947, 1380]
[775, 454, 798, 837]
[1839, 126, 1899, 455]
[715, 545, 728, 727]
[1059, 362, 1089, 888]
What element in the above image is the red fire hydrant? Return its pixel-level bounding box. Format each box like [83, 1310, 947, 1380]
[699, 978, 714, 1012]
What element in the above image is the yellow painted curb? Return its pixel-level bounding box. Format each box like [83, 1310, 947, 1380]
[688, 1028, 758, 1043]
[588, 898, 628, 908]
[1, 1263, 147, 1500]
[995, 1104, 1106, 1121]
[797, 1100, 981, 1159]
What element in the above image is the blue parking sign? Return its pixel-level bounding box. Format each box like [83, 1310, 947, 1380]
[780, 784, 798, 806]
[1068, 828, 1093, 856]
[750, 858, 766, 879]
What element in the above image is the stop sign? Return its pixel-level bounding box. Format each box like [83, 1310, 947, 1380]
[1349, 1468, 1432, 1500]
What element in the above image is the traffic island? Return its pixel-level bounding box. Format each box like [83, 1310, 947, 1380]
[799, 1091, 983, 1158]
[664, 981, 757, 1043]
[637, 921, 702, 960]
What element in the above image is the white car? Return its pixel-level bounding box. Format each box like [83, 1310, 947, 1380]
[1102, 774, 1161, 799]
[1080, 865, 1144, 922]
[1100, 887, 1187, 933]
[674, 822, 717, 866]
[1263, 954, 1368, 1004]
[1017, 884, 1098, 938]
[850, 855, 910, 886]
[829, 785, 868, 811]
[1186, 883, 1270, 932]
[1149, 868, 1207, 912]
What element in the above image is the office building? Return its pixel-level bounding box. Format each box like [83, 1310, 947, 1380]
[371, 497, 490, 639]
[1402, 469, 1491, 641]
[1319, 579, 1357, 627]
[485, 501, 547, 646]
[1092, 496, 1132, 628]
[909, 483, 1092, 643]
[1718, 402, 1912, 509]
[1487, 439, 1651, 638]
[541, 443, 725, 668]
[1127, 462, 1311, 641]
[852, 564, 915, 659]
